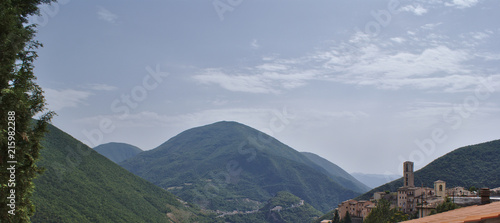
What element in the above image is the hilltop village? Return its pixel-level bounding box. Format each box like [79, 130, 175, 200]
[329, 161, 500, 222]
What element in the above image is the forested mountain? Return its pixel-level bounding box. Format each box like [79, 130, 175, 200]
[301, 152, 371, 193]
[94, 142, 143, 163]
[223, 191, 322, 223]
[358, 139, 500, 200]
[120, 121, 359, 213]
[32, 124, 216, 222]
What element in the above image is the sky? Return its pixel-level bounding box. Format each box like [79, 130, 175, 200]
[31, 0, 500, 175]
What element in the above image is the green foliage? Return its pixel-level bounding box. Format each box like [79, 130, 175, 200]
[358, 139, 500, 200]
[363, 199, 408, 223]
[223, 191, 322, 223]
[94, 142, 142, 163]
[311, 208, 339, 223]
[121, 121, 360, 213]
[341, 211, 351, 223]
[31, 124, 216, 222]
[333, 209, 340, 223]
[0, 0, 55, 221]
[468, 186, 477, 192]
[433, 197, 459, 215]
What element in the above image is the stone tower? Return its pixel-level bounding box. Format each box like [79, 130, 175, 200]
[403, 161, 414, 187]
[434, 180, 446, 197]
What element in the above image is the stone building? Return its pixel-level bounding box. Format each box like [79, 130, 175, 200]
[397, 161, 436, 214]
[434, 180, 446, 197]
[446, 186, 472, 197]
[337, 199, 375, 220]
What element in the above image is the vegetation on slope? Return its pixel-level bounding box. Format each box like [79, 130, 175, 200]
[223, 191, 322, 223]
[94, 142, 143, 163]
[0, 0, 55, 221]
[121, 121, 359, 213]
[32, 124, 217, 222]
[358, 139, 500, 200]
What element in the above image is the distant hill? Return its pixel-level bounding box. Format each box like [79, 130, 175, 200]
[94, 142, 142, 163]
[301, 152, 371, 193]
[120, 121, 359, 213]
[358, 139, 500, 200]
[350, 172, 400, 189]
[32, 124, 216, 222]
[223, 191, 322, 223]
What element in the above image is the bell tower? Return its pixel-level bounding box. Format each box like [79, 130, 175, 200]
[403, 161, 414, 187]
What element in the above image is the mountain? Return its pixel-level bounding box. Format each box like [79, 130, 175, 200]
[357, 139, 500, 200]
[120, 121, 359, 213]
[350, 172, 400, 189]
[301, 152, 371, 193]
[223, 191, 322, 223]
[94, 142, 143, 163]
[32, 124, 217, 222]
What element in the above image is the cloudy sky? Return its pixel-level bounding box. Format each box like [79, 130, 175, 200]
[31, 0, 500, 175]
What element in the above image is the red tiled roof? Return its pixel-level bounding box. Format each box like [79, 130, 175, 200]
[402, 202, 500, 223]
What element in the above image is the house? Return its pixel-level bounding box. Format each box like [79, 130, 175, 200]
[373, 191, 386, 200]
[338, 199, 374, 220]
[447, 186, 473, 197]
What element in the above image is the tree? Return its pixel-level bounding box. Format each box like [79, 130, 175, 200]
[433, 197, 459, 214]
[0, 0, 55, 221]
[332, 209, 340, 223]
[342, 211, 352, 223]
[469, 186, 477, 192]
[364, 199, 409, 223]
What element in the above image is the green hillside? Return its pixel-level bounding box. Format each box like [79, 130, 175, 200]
[301, 152, 371, 193]
[32, 124, 217, 222]
[94, 142, 143, 163]
[358, 139, 500, 200]
[223, 191, 322, 223]
[120, 121, 359, 213]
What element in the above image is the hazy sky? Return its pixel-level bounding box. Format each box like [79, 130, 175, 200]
[32, 0, 500, 175]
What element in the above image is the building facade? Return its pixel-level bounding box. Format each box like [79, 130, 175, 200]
[338, 199, 375, 220]
[397, 162, 437, 214]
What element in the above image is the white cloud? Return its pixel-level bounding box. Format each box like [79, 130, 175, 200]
[251, 39, 260, 50]
[347, 46, 470, 78]
[390, 37, 406, 43]
[193, 62, 318, 94]
[421, 23, 442, 30]
[400, 4, 428, 15]
[97, 6, 118, 24]
[444, 0, 479, 8]
[87, 83, 118, 91]
[193, 24, 497, 94]
[44, 88, 93, 111]
[193, 69, 279, 94]
[78, 107, 295, 136]
[471, 31, 491, 40]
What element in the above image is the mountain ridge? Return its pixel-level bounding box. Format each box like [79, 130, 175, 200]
[94, 142, 143, 163]
[32, 123, 216, 222]
[120, 121, 360, 213]
[357, 139, 500, 200]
